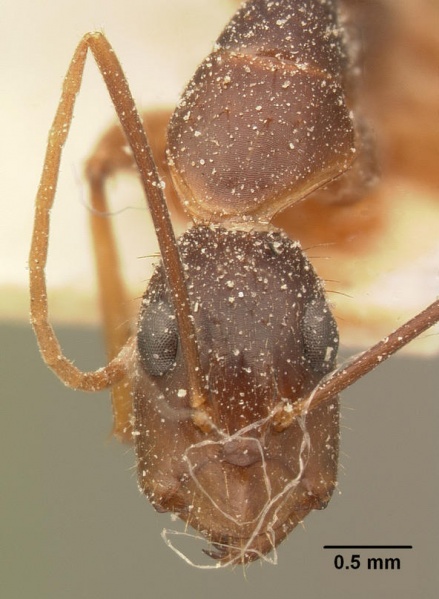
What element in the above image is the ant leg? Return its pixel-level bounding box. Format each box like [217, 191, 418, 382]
[84, 134, 135, 441]
[84, 108, 180, 439]
[86, 109, 189, 226]
[84, 106, 192, 440]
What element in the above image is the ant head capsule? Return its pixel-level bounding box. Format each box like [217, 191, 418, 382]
[134, 226, 339, 563]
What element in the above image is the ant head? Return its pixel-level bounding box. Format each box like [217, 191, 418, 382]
[133, 225, 339, 564]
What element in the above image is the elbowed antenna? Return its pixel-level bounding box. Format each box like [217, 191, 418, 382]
[30, 32, 206, 410]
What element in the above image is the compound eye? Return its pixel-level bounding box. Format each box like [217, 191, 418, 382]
[137, 299, 178, 376]
[302, 298, 338, 374]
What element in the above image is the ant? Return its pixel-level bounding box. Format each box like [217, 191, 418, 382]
[29, 0, 439, 567]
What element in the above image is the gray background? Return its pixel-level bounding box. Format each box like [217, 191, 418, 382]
[1, 323, 438, 599]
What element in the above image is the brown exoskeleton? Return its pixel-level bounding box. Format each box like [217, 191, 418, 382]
[30, 0, 439, 566]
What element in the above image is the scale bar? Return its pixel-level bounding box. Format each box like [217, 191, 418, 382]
[323, 545, 412, 550]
